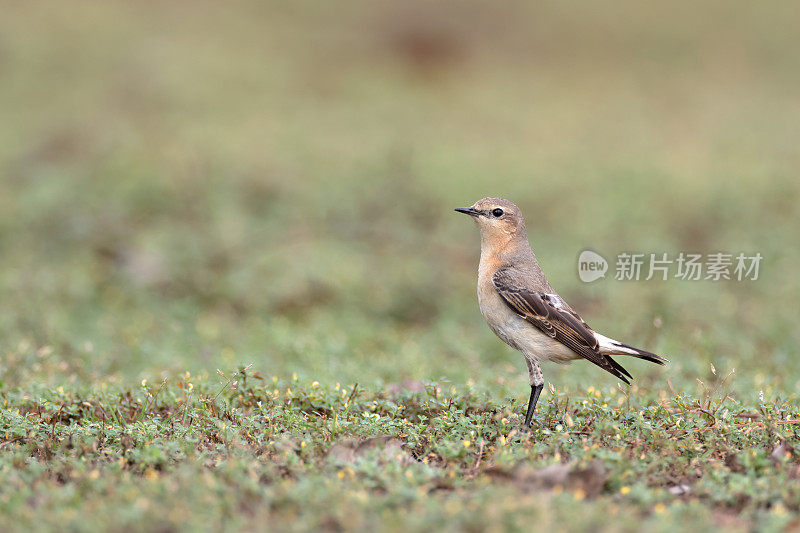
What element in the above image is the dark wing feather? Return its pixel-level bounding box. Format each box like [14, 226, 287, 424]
[492, 269, 632, 384]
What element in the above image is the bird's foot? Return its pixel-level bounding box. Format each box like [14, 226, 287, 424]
[520, 419, 541, 431]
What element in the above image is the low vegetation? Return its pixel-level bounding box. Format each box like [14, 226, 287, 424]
[2, 364, 799, 531]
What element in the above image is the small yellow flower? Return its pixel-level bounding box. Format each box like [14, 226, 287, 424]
[311, 381, 319, 388]
[654, 503, 666, 514]
[573, 489, 586, 501]
[337, 470, 345, 479]
[620, 486, 630, 495]
[462, 440, 471, 448]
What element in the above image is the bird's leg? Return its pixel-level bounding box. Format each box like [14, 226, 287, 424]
[524, 383, 543, 427]
[524, 358, 544, 427]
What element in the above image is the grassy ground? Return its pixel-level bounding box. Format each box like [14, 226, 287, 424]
[1, 1, 800, 531]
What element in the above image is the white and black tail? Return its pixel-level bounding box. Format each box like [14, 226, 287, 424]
[595, 333, 669, 365]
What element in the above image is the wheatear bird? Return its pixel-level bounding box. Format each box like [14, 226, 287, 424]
[456, 197, 666, 427]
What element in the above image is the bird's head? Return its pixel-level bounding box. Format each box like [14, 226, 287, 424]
[455, 197, 526, 245]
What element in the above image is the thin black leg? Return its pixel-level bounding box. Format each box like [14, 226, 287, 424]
[524, 384, 543, 427]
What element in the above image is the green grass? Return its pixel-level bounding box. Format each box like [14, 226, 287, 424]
[1, 0, 800, 531]
[3, 368, 799, 531]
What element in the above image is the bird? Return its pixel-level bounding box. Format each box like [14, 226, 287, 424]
[455, 197, 667, 427]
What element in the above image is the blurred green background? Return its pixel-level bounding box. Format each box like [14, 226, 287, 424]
[1, 0, 799, 399]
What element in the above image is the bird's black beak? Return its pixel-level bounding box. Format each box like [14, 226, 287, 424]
[454, 207, 480, 217]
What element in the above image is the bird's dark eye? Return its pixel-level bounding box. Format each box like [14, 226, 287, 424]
[492, 208, 504, 217]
